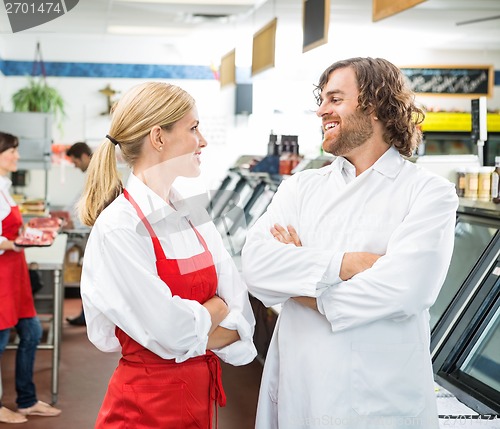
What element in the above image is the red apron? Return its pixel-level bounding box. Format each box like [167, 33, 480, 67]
[0, 193, 36, 330]
[95, 189, 226, 429]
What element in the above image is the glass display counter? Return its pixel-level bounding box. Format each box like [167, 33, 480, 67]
[431, 199, 500, 415]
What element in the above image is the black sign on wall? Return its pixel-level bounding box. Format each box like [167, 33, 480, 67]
[401, 66, 493, 97]
[303, 0, 330, 53]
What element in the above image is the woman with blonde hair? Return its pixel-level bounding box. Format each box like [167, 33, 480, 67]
[79, 82, 256, 428]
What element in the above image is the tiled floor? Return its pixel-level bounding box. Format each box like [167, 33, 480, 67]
[5, 299, 495, 429]
[0, 298, 262, 428]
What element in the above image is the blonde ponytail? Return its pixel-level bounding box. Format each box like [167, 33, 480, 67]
[78, 139, 122, 226]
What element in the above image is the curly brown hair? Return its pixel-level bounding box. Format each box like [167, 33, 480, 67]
[314, 57, 425, 157]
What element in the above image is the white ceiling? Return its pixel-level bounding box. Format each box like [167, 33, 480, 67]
[1, 0, 500, 52]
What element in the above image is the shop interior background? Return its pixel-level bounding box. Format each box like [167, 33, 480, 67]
[0, 0, 499, 205]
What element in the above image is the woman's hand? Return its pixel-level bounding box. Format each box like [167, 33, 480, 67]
[270, 223, 302, 246]
[0, 239, 21, 252]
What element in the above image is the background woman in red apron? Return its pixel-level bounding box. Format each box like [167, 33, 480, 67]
[0, 132, 62, 424]
[78, 82, 257, 428]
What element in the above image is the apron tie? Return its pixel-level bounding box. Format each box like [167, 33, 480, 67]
[205, 351, 226, 407]
[205, 351, 226, 428]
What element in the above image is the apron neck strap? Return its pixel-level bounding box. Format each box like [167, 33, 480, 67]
[123, 189, 210, 258]
[123, 188, 165, 259]
[123, 189, 156, 237]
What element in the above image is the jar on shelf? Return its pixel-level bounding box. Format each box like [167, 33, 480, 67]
[464, 167, 479, 200]
[478, 167, 494, 202]
[456, 168, 466, 197]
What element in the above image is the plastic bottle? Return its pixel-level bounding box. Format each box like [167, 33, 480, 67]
[279, 136, 292, 175]
[289, 137, 302, 172]
[267, 131, 278, 156]
[491, 156, 500, 204]
[456, 168, 466, 197]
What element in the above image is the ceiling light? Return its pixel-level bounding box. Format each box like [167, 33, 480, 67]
[107, 25, 190, 36]
[113, 0, 257, 5]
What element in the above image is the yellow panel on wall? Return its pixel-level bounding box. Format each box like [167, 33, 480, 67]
[421, 112, 500, 132]
[252, 18, 277, 76]
[220, 49, 236, 88]
[373, 0, 427, 22]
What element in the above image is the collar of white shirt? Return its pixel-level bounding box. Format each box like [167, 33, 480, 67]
[125, 173, 190, 225]
[328, 145, 404, 180]
[0, 175, 12, 193]
[0, 175, 15, 207]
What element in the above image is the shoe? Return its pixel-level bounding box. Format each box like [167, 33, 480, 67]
[17, 401, 61, 417]
[66, 315, 86, 326]
[0, 406, 27, 423]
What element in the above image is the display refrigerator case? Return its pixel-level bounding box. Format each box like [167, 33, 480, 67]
[430, 199, 500, 414]
[421, 131, 500, 167]
[207, 167, 278, 259]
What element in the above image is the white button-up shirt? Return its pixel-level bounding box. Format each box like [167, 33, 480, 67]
[0, 175, 16, 255]
[242, 146, 459, 428]
[81, 173, 257, 365]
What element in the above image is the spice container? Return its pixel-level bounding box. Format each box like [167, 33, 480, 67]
[456, 168, 466, 197]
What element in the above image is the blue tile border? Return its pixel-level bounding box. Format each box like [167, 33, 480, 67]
[0, 56, 499, 85]
[0, 59, 216, 79]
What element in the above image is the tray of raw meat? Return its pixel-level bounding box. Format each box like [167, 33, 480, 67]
[27, 217, 63, 233]
[15, 228, 56, 247]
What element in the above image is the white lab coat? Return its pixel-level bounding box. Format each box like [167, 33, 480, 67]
[241, 147, 458, 429]
[81, 173, 257, 365]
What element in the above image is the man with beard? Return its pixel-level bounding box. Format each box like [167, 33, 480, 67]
[241, 57, 458, 429]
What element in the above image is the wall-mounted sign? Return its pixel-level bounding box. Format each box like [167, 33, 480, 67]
[220, 49, 236, 88]
[303, 0, 330, 53]
[252, 18, 277, 76]
[401, 65, 494, 97]
[373, 0, 427, 22]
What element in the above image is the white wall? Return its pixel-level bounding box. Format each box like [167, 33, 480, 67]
[1, 29, 499, 206]
[0, 38, 6, 107]
[0, 33, 224, 65]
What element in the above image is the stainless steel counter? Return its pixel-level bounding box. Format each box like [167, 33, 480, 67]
[24, 233, 67, 404]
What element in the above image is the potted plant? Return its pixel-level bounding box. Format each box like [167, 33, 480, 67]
[12, 75, 65, 131]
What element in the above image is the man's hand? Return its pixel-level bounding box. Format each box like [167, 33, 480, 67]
[270, 224, 302, 246]
[340, 252, 382, 280]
